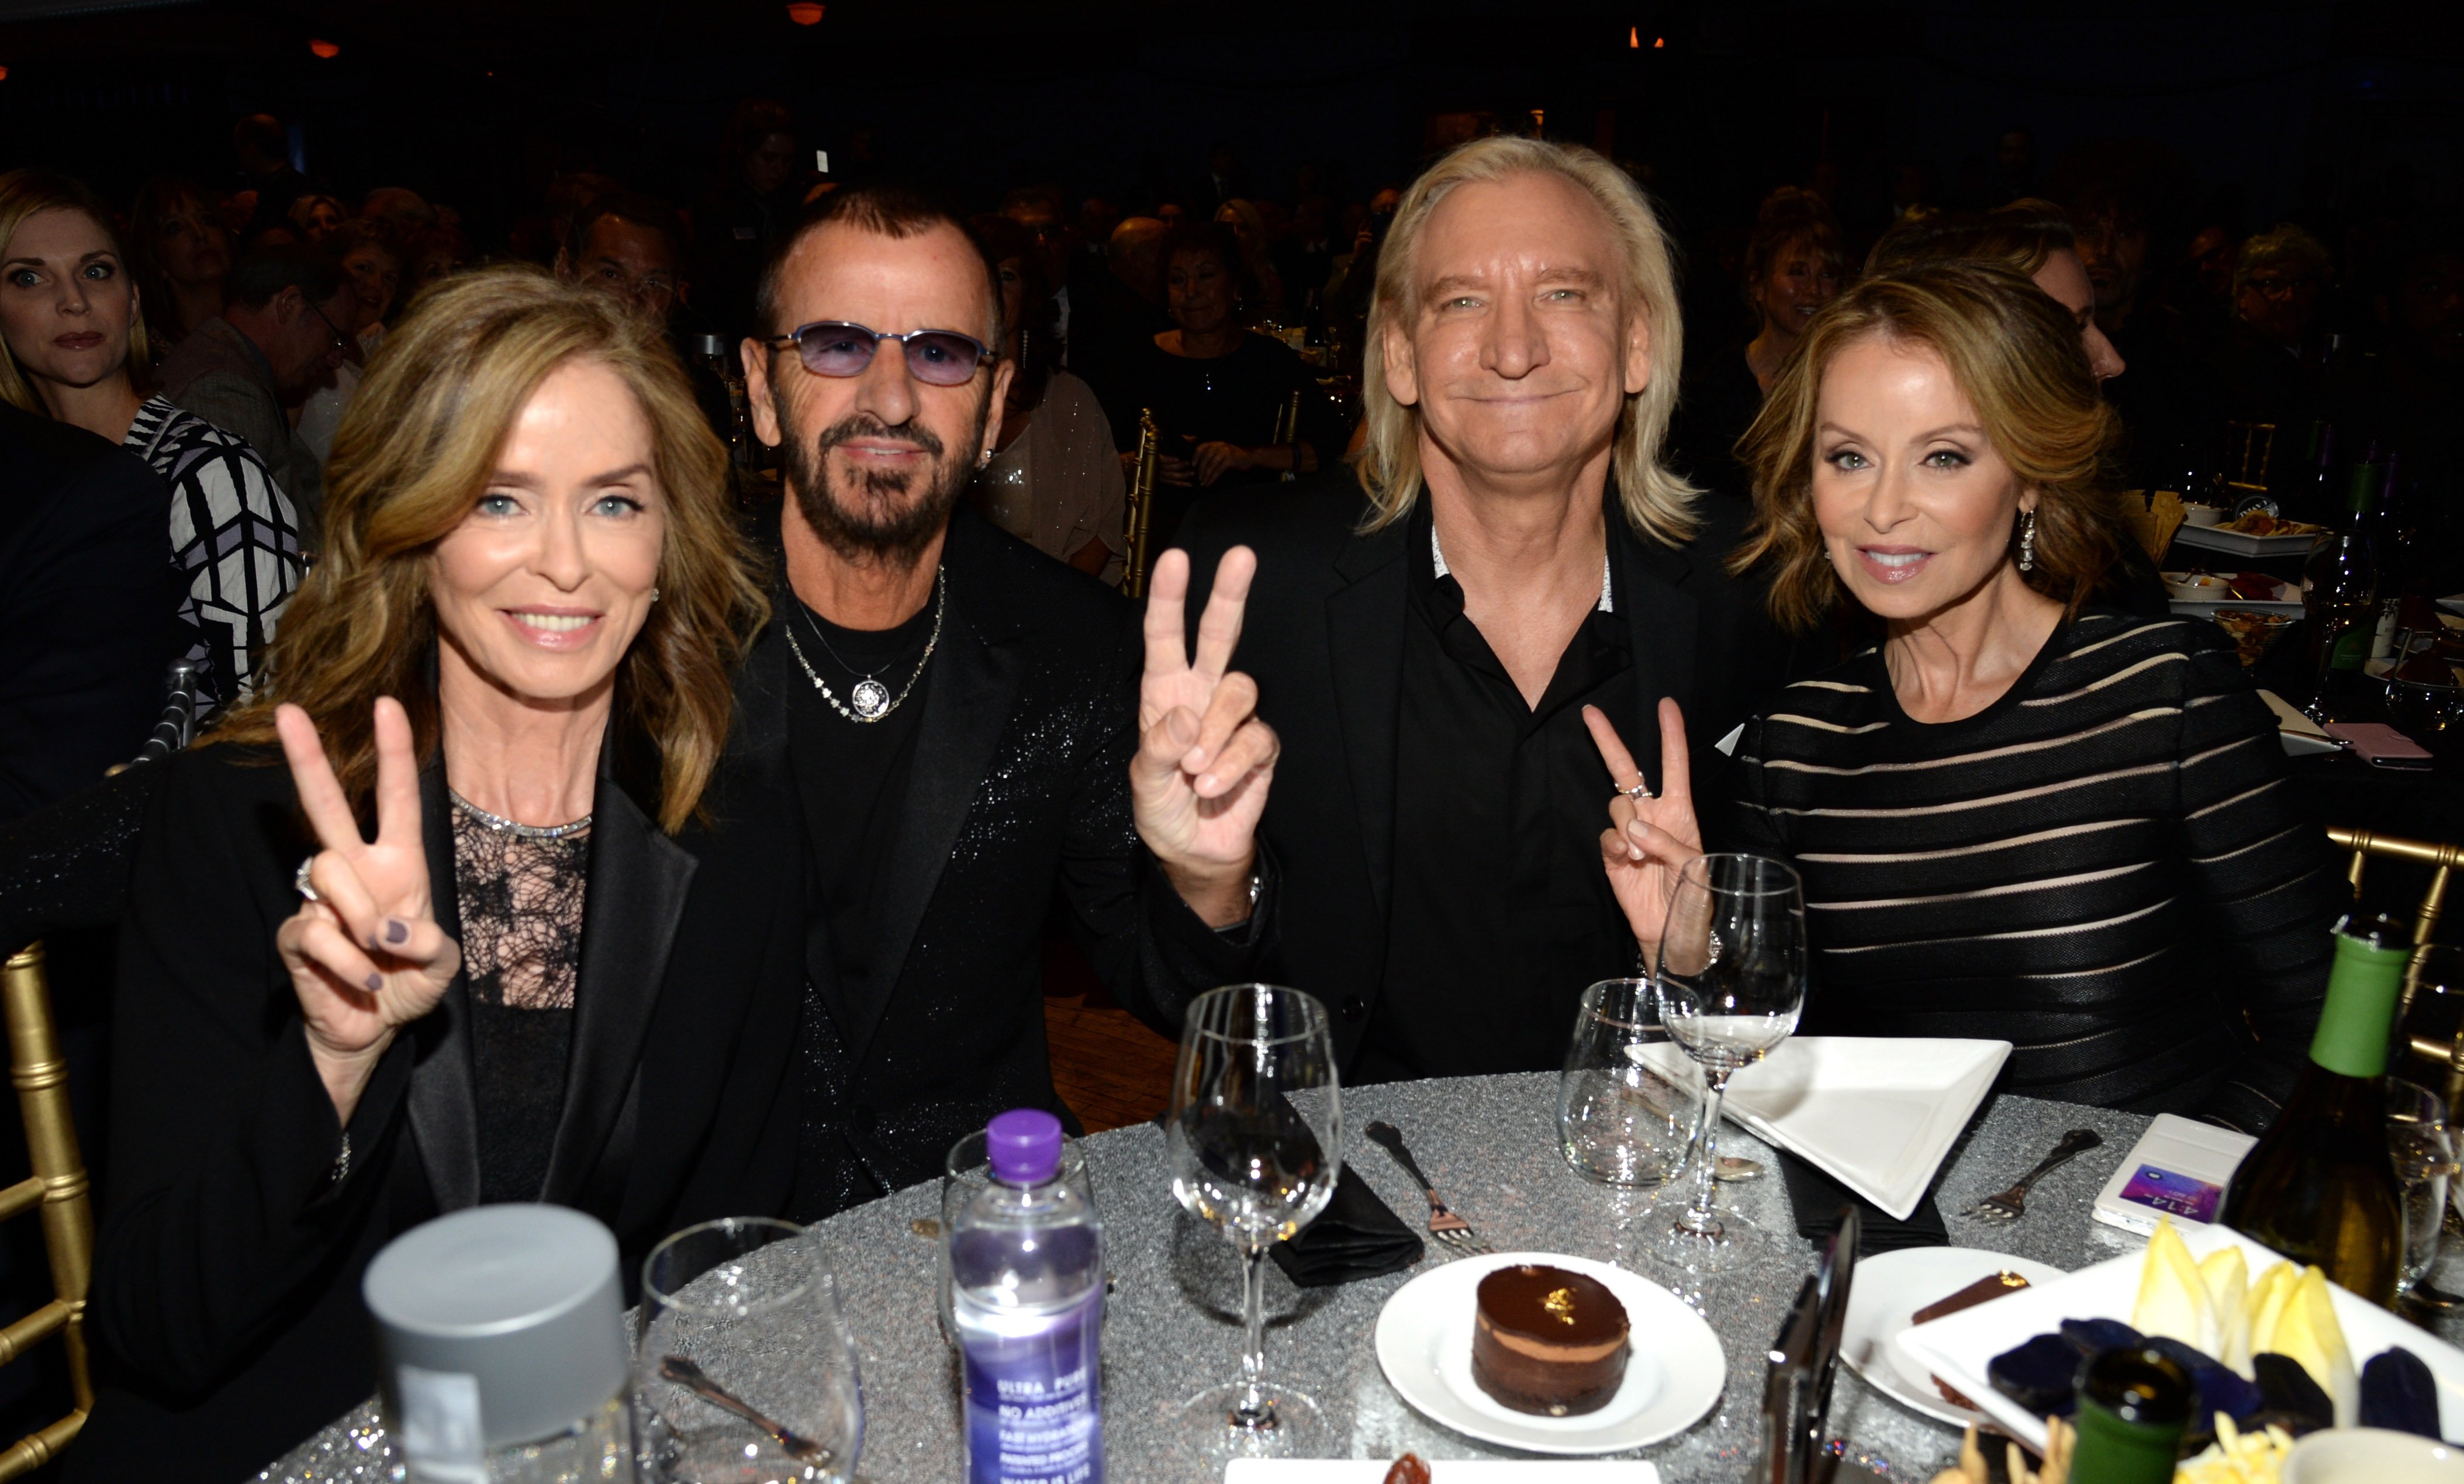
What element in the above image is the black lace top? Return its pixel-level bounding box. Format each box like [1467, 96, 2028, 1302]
[452, 793, 592, 1203]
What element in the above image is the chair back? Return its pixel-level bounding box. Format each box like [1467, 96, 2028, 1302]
[2222, 420, 2277, 506]
[0, 944, 95, 1476]
[2329, 825, 2462, 952]
[1120, 408, 1162, 600]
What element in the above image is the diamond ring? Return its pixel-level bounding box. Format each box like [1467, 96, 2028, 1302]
[294, 857, 321, 904]
[1621, 781, 1653, 802]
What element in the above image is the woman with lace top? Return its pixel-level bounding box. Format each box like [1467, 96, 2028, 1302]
[80, 267, 806, 1478]
[0, 169, 303, 711]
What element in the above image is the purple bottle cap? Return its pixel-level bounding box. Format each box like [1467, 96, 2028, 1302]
[987, 1108, 1063, 1186]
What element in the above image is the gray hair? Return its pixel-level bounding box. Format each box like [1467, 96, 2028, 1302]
[1356, 136, 1697, 546]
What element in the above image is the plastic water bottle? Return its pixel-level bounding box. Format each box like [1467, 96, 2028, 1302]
[947, 1109, 1105, 1484]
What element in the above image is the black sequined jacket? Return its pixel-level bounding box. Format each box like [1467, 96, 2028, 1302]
[742, 504, 1263, 1219]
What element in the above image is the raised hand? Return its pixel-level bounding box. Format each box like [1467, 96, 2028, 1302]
[1584, 698, 1705, 961]
[1132, 545, 1279, 928]
[273, 697, 461, 1123]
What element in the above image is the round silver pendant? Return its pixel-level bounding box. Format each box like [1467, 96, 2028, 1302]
[850, 679, 891, 719]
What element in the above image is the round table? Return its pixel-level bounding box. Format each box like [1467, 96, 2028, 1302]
[262, 1072, 2420, 1483]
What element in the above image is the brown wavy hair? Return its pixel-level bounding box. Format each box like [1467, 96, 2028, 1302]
[1730, 261, 2121, 633]
[210, 265, 768, 832]
[1864, 198, 2077, 280]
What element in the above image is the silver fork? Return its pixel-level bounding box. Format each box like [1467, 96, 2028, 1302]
[1365, 1120, 1495, 1256]
[1966, 1127, 2103, 1222]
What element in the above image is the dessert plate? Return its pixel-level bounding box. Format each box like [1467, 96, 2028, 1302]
[1838, 1247, 2066, 1427]
[1224, 1463, 1661, 1480]
[2172, 522, 2330, 558]
[1898, 1223, 2464, 1452]
[1373, 1251, 1723, 1455]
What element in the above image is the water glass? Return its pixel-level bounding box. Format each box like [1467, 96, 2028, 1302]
[1558, 977, 1704, 1186]
[1166, 984, 1342, 1461]
[636, 1219, 864, 1483]
[2387, 1078, 2458, 1296]
[1648, 854, 1807, 1278]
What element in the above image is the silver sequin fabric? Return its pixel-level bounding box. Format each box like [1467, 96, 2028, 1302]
[260, 1073, 2464, 1483]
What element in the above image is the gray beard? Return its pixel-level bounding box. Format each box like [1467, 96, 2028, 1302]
[777, 393, 989, 570]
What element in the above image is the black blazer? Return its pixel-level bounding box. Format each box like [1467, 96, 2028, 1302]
[0, 402, 179, 822]
[76, 727, 807, 1479]
[1166, 471, 1792, 1068]
[742, 506, 1259, 1216]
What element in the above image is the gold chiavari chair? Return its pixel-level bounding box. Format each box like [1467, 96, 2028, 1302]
[1120, 408, 1162, 600]
[2332, 825, 2464, 954]
[2333, 826, 2464, 1112]
[0, 944, 95, 1476]
[2221, 420, 2277, 507]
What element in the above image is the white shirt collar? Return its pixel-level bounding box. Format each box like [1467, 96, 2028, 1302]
[1430, 525, 1615, 614]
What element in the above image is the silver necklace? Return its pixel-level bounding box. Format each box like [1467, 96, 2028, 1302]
[448, 789, 592, 839]
[783, 567, 944, 723]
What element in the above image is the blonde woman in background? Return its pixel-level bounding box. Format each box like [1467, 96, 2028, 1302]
[76, 266, 806, 1479]
[0, 168, 301, 711]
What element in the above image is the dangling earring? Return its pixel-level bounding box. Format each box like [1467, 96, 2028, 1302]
[2018, 509, 2038, 572]
[649, 587, 662, 603]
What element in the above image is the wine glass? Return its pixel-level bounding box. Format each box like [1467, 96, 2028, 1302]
[1647, 854, 1808, 1277]
[1558, 976, 1704, 1187]
[2386, 1078, 2458, 1299]
[1166, 983, 1342, 1460]
[635, 1219, 864, 1482]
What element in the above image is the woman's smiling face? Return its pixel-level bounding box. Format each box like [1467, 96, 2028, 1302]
[1810, 331, 2033, 622]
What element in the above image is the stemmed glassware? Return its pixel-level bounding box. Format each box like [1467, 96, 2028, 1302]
[635, 1218, 865, 1482]
[1646, 854, 1808, 1277]
[1166, 983, 1342, 1460]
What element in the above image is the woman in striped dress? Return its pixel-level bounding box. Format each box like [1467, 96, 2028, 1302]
[1592, 261, 2342, 1130]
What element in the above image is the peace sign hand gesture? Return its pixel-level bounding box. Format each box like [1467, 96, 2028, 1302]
[1131, 546, 1280, 928]
[1584, 698, 1706, 963]
[273, 697, 461, 1123]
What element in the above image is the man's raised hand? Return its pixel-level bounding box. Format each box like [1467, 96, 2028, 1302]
[1584, 697, 1705, 963]
[1131, 546, 1278, 927]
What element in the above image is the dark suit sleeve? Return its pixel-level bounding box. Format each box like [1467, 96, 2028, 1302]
[91, 753, 414, 1396]
[0, 434, 174, 822]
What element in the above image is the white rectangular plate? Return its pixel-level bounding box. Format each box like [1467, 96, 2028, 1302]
[1226, 1465, 1660, 1481]
[1640, 1037, 2010, 1220]
[2172, 524, 2330, 558]
[1896, 1223, 2464, 1451]
[2168, 574, 2303, 617]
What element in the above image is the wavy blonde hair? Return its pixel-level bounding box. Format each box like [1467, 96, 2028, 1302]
[0, 169, 151, 414]
[1356, 136, 1696, 545]
[1730, 261, 2122, 634]
[212, 265, 768, 832]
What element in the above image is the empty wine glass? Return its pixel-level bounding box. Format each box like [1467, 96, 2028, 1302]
[636, 1219, 864, 1482]
[1558, 977, 1704, 1187]
[2387, 1078, 2458, 1298]
[1166, 983, 1342, 1461]
[1647, 854, 1807, 1277]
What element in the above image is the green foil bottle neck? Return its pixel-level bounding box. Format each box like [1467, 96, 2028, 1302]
[2309, 926, 2410, 1080]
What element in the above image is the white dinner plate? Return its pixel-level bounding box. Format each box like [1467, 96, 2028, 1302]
[1838, 1247, 2066, 1427]
[1373, 1251, 1723, 1455]
[2166, 572, 2303, 617]
[2173, 523, 2331, 558]
[1641, 1037, 2011, 1220]
[1898, 1223, 2464, 1452]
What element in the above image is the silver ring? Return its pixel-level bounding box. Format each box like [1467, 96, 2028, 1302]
[1621, 781, 1654, 802]
[294, 857, 320, 904]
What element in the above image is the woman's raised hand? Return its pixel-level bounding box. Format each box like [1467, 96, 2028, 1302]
[1583, 698, 1706, 963]
[273, 697, 460, 1123]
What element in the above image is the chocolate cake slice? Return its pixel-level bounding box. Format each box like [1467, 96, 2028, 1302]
[1471, 1264, 1631, 1417]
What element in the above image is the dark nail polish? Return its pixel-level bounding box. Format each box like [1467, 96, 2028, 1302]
[364, 973, 383, 994]
[385, 918, 409, 945]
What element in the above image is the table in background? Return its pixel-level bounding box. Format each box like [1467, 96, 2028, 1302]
[263, 1072, 2464, 1484]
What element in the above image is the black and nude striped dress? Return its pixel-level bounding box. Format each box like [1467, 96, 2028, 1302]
[1732, 607, 2345, 1132]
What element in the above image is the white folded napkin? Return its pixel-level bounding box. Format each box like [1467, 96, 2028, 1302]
[1224, 1464, 1660, 1482]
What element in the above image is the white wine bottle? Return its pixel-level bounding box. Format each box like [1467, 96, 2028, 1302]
[2220, 914, 2408, 1305]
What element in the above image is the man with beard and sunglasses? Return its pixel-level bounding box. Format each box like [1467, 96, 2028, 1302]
[737, 184, 1270, 1216]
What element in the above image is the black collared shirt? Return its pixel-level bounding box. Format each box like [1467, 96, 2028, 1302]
[1352, 500, 1644, 1082]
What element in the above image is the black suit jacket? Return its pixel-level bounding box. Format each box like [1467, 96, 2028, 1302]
[1166, 471, 1791, 1068]
[745, 506, 1259, 1216]
[76, 727, 806, 1479]
[0, 402, 177, 822]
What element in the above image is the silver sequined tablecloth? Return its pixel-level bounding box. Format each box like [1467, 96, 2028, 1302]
[265, 1074, 2419, 1484]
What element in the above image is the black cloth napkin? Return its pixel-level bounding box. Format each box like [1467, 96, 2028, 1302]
[1271, 1165, 1426, 1286]
[1777, 1148, 1948, 1255]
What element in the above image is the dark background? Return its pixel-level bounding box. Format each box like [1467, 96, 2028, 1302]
[2, 0, 2457, 260]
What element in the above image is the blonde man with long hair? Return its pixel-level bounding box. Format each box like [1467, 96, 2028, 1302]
[1132, 135, 1786, 1080]
[81, 267, 810, 1476]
